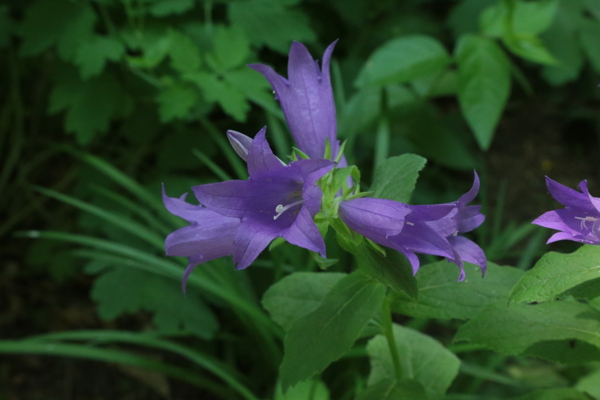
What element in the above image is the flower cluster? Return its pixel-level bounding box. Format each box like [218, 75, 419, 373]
[163, 41, 487, 290]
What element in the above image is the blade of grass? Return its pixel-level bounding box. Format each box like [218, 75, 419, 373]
[192, 148, 232, 181]
[265, 111, 291, 161]
[199, 117, 247, 179]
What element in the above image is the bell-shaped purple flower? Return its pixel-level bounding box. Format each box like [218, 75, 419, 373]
[193, 127, 334, 269]
[339, 172, 486, 281]
[162, 186, 240, 293]
[249, 41, 339, 160]
[533, 177, 600, 244]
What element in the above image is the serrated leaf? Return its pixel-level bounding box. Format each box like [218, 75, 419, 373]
[580, 19, 600, 74]
[169, 29, 202, 73]
[156, 82, 198, 122]
[279, 271, 386, 391]
[123, 28, 172, 69]
[392, 262, 523, 320]
[368, 324, 459, 399]
[91, 267, 219, 339]
[228, 0, 315, 53]
[261, 272, 347, 331]
[510, 245, 600, 303]
[455, 300, 600, 355]
[456, 34, 510, 150]
[354, 242, 418, 300]
[49, 70, 131, 144]
[209, 26, 250, 70]
[186, 71, 249, 121]
[19, 0, 96, 60]
[150, 0, 195, 17]
[75, 35, 125, 79]
[355, 379, 427, 400]
[356, 35, 451, 87]
[371, 154, 427, 203]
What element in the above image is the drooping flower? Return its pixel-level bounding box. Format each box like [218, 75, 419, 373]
[339, 172, 486, 280]
[533, 176, 600, 245]
[249, 41, 339, 160]
[193, 127, 334, 269]
[162, 186, 240, 292]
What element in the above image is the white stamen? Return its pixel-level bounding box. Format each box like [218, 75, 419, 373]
[575, 216, 597, 229]
[406, 222, 414, 226]
[273, 200, 304, 220]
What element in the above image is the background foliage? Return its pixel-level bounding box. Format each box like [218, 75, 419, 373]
[3, 0, 600, 398]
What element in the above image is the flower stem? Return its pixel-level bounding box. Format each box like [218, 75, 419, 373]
[382, 295, 402, 380]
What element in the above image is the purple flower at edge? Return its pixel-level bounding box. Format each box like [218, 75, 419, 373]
[339, 172, 486, 281]
[533, 176, 600, 245]
[249, 41, 339, 160]
[193, 127, 334, 270]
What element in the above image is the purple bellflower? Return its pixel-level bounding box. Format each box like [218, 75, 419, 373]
[339, 172, 486, 281]
[162, 187, 240, 293]
[193, 127, 334, 269]
[249, 41, 340, 160]
[533, 177, 600, 244]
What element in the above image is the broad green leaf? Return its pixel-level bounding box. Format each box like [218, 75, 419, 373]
[209, 26, 250, 71]
[228, 0, 316, 53]
[576, 368, 600, 399]
[49, 71, 131, 144]
[411, 69, 458, 98]
[261, 272, 347, 331]
[186, 71, 249, 122]
[524, 339, 600, 364]
[367, 324, 460, 399]
[586, 0, 600, 17]
[91, 267, 219, 339]
[279, 271, 386, 391]
[456, 34, 510, 150]
[150, 0, 194, 16]
[169, 30, 202, 73]
[510, 245, 600, 303]
[356, 35, 451, 87]
[353, 241, 418, 300]
[371, 154, 427, 203]
[74, 35, 125, 79]
[393, 262, 523, 320]
[455, 300, 600, 355]
[504, 34, 558, 65]
[19, 0, 96, 59]
[480, 0, 559, 37]
[0, 5, 14, 49]
[512, 388, 589, 400]
[355, 379, 427, 400]
[274, 378, 330, 400]
[580, 19, 600, 74]
[156, 82, 198, 122]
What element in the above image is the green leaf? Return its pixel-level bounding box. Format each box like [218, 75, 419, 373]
[355, 379, 427, 400]
[209, 26, 250, 71]
[49, 70, 131, 144]
[19, 0, 96, 60]
[503, 34, 558, 65]
[123, 28, 172, 69]
[392, 262, 523, 320]
[261, 272, 347, 331]
[367, 324, 460, 399]
[371, 154, 427, 203]
[274, 378, 330, 400]
[228, 0, 316, 53]
[74, 35, 125, 79]
[456, 34, 511, 150]
[356, 35, 451, 87]
[186, 71, 249, 122]
[279, 271, 386, 391]
[150, 0, 195, 17]
[510, 245, 600, 304]
[91, 267, 219, 339]
[156, 81, 198, 122]
[580, 19, 600, 74]
[455, 300, 600, 355]
[512, 388, 589, 400]
[480, 0, 559, 37]
[169, 29, 202, 73]
[354, 242, 418, 300]
[448, 0, 497, 38]
[524, 339, 600, 364]
[576, 368, 600, 399]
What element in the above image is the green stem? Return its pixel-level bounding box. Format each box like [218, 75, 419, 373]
[381, 295, 402, 380]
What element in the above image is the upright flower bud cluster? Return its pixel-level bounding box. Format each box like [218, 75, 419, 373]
[163, 40, 487, 290]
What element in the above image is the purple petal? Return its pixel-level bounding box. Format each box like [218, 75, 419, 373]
[457, 171, 481, 207]
[233, 219, 281, 269]
[579, 180, 600, 214]
[448, 235, 487, 277]
[193, 180, 252, 218]
[546, 177, 595, 212]
[283, 207, 327, 256]
[165, 221, 237, 258]
[339, 198, 410, 237]
[247, 127, 283, 176]
[163, 185, 204, 223]
[227, 130, 254, 161]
